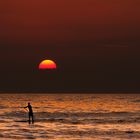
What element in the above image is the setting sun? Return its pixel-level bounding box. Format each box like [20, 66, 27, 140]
[39, 60, 57, 69]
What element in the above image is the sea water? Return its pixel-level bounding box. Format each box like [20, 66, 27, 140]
[0, 94, 139, 140]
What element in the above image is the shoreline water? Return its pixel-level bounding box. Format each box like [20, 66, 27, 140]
[0, 94, 139, 139]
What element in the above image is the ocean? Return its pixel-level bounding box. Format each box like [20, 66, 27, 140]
[0, 94, 139, 140]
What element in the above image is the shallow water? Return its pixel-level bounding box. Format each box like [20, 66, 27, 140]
[0, 94, 140, 140]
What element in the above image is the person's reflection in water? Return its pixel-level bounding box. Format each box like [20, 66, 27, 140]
[24, 102, 34, 124]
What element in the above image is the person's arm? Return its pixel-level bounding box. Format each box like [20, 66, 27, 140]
[24, 105, 28, 108]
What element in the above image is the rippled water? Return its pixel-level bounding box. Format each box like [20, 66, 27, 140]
[0, 94, 140, 140]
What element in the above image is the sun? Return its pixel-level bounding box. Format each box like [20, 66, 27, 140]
[39, 60, 57, 69]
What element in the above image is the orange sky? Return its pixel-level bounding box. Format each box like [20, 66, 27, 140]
[0, 0, 140, 43]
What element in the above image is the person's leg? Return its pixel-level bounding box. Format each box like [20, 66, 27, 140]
[32, 114, 34, 124]
[29, 113, 31, 124]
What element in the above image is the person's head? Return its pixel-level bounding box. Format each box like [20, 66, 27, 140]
[28, 102, 30, 105]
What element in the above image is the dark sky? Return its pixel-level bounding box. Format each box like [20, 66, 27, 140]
[0, 0, 140, 93]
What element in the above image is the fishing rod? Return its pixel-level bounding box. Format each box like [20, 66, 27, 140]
[24, 107, 28, 112]
[19, 107, 28, 112]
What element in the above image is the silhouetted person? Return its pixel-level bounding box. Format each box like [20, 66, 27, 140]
[24, 102, 34, 124]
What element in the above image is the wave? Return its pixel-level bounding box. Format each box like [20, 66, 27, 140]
[0, 105, 7, 109]
[1, 111, 140, 124]
[132, 100, 140, 103]
[0, 127, 139, 140]
[2, 110, 139, 117]
[2, 110, 140, 117]
[13, 117, 140, 124]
